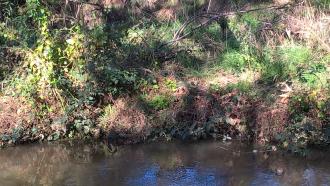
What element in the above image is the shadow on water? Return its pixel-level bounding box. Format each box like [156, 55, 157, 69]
[0, 141, 330, 186]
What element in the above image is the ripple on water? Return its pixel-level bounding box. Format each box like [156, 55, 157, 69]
[0, 141, 330, 186]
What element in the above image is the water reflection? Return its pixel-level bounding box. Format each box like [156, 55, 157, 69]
[0, 141, 329, 186]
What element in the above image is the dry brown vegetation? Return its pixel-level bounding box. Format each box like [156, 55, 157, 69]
[0, 97, 34, 136]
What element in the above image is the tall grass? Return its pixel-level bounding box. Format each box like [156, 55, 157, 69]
[286, 1, 330, 52]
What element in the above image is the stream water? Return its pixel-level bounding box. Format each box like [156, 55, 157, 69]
[0, 140, 330, 186]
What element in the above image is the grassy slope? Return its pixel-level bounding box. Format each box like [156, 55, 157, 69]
[0, 0, 329, 153]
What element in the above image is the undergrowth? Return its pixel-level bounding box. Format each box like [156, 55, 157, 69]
[0, 0, 329, 153]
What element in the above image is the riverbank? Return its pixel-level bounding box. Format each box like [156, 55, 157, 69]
[0, 0, 329, 153]
[1, 76, 329, 154]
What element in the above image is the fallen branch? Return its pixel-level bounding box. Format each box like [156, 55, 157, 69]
[159, 3, 294, 48]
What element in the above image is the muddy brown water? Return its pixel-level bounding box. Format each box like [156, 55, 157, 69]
[0, 140, 330, 186]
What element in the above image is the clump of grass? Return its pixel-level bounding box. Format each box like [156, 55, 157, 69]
[261, 61, 288, 83]
[312, 0, 330, 8]
[148, 95, 172, 110]
[240, 12, 261, 32]
[216, 50, 258, 72]
[193, 22, 222, 42]
[176, 51, 203, 70]
[208, 83, 221, 93]
[99, 105, 117, 127]
[141, 93, 173, 111]
[224, 81, 253, 94]
[286, 2, 330, 52]
[278, 43, 311, 67]
[164, 78, 177, 92]
[260, 43, 312, 83]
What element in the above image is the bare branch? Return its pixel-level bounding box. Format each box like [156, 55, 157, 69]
[159, 3, 294, 49]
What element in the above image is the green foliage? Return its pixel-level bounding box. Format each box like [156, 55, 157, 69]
[261, 61, 288, 83]
[0, 126, 24, 144]
[193, 22, 222, 42]
[279, 44, 311, 67]
[180, 0, 207, 15]
[176, 51, 202, 70]
[72, 118, 93, 136]
[146, 95, 172, 110]
[261, 43, 313, 83]
[275, 122, 324, 155]
[289, 93, 328, 123]
[312, 0, 330, 8]
[224, 81, 252, 94]
[217, 50, 258, 72]
[240, 13, 261, 31]
[218, 14, 264, 73]
[101, 68, 140, 95]
[164, 79, 177, 92]
[0, 0, 330, 148]
[208, 83, 221, 93]
[275, 93, 330, 154]
[99, 104, 117, 127]
[298, 63, 327, 88]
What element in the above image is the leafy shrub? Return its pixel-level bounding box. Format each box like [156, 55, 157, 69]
[298, 63, 327, 88]
[275, 93, 330, 154]
[276, 122, 324, 155]
[98, 67, 140, 95]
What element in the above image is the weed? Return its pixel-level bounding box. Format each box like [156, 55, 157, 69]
[99, 104, 118, 127]
[146, 95, 172, 110]
[209, 83, 221, 93]
[260, 43, 313, 83]
[164, 78, 177, 92]
[241, 12, 261, 32]
[298, 63, 327, 88]
[217, 50, 258, 72]
[176, 51, 202, 70]
[224, 81, 252, 94]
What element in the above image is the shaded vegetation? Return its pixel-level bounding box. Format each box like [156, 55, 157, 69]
[0, 0, 329, 154]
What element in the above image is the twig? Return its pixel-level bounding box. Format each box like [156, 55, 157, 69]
[63, 0, 69, 27]
[75, 2, 82, 20]
[207, 0, 212, 13]
[217, 145, 274, 154]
